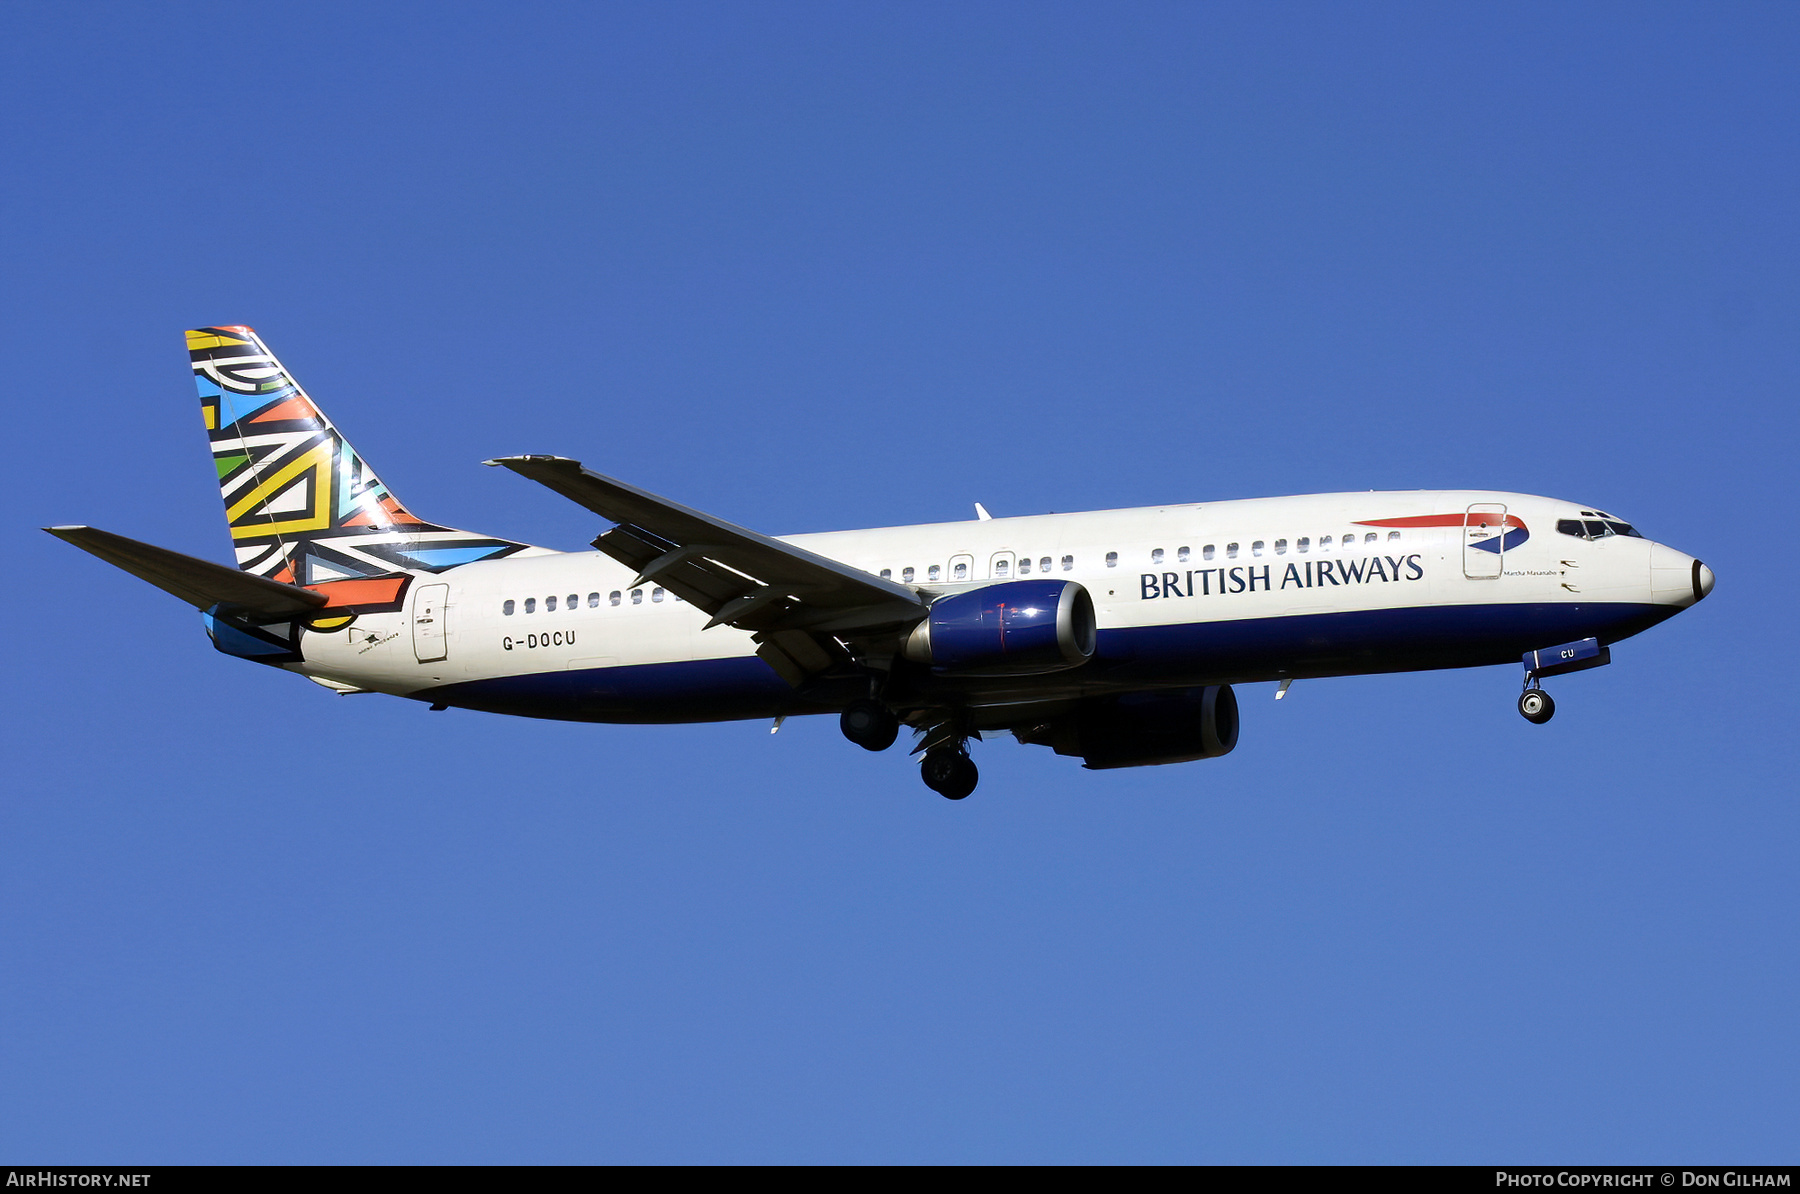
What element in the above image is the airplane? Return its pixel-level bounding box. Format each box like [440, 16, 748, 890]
[47, 326, 1715, 800]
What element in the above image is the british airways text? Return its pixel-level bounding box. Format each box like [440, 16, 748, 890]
[1141, 554, 1425, 599]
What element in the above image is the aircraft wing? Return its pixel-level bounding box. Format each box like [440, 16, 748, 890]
[45, 525, 329, 620]
[488, 456, 928, 682]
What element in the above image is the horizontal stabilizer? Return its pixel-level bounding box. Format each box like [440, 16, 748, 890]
[45, 526, 328, 620]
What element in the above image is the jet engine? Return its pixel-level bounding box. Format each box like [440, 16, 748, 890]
[1017, 685, 1240, 769]
[902, 579, 1096, 675]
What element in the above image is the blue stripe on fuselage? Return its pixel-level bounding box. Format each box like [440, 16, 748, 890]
[416, 601, 1674, 724]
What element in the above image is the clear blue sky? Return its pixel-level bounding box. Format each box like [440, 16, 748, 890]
[2, 1, 1794, 1163]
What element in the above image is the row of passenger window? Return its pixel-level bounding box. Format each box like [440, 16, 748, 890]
[873, 532, 1407, 584]
[507, 528, 1413, 611]
[1131, 531, 1403, 566]
[877, 556, 1076, 584]
[502, 588, 675, 615]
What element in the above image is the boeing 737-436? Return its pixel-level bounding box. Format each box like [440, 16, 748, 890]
[49, 327, 1715, 799]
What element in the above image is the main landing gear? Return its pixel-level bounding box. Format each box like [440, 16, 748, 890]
[839, 699, 900, 751]
[920, 746, 979, 800]
[839, 699, 981, 799]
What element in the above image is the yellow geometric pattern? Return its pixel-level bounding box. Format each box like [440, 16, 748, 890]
[226, 440, 333, 539]
[185, 331, 249, 351]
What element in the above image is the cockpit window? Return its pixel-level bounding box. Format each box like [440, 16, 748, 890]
[1559, 518, 1646, 541]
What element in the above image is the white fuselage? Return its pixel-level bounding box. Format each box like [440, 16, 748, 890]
[289, 489, 1706, 724]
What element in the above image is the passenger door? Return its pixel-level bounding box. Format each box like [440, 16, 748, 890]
[1462, 503, 1507, 579]
[412, 583, 450, 662]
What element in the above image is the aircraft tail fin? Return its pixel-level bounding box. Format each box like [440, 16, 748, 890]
[188, 326, 527, 583]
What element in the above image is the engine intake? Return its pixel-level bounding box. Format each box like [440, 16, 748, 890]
[903, 579, 1096, 674]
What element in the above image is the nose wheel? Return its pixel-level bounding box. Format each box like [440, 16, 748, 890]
[1518, 687, 1555, 724]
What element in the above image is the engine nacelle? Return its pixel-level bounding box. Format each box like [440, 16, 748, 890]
[903, 579, 1096, 675]
[1019, 685, 1240, 769]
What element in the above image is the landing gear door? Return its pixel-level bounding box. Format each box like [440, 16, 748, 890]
[412, 583, 450, 662]
[1463, 503, 1507, 579]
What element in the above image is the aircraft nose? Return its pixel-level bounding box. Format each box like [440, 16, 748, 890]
[1649, 543, 1708, 607]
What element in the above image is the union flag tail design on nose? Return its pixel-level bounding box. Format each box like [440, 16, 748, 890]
[189, 326, 527, 584]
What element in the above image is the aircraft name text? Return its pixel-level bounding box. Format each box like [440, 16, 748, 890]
[503, 631, 577, 651]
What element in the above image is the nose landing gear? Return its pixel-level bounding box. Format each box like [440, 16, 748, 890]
[1516, 636, 1609, 725]
[1518, 687, 1555, 724]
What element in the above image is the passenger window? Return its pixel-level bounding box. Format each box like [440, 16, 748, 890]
[1297, 537, 1309, 553]
[1151, 548, 1164, 565]
[1060, 556, 1073, 572]
[879, 569, 891, 580]
[995, 559, 1011, 578]
[503, 599, 515, 616]
[588, 592, 600, 608]
[1320, 535, 1333, 550]
[1017, 558, 1031, 575]
[1364, 533, 1377, 545]
[524, 598, 536, 613]
[1252, 541, 1265, 557]
[1203, 545, 1215, 561]
[1041, 557, 1052, 573]
[955, 562, 970, 580]
[1105, 552, 1118, 568]
[902, 566, 915, 583]
[1387, 531, 1400, 542]
[631, 588, 643, 605]
[1274, 539, 1287, 555]
[546, 595, 557, 611]
[1177, 546, 1190, 563]
[1226, 543, 1239, 559]
[652, 587, 665, 602]
[610, 591, 622, 606]
[929, 564, 942, 581]
[567, 594, 578, 610]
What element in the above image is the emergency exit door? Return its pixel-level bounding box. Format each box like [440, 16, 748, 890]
[412, 583, 449, 662]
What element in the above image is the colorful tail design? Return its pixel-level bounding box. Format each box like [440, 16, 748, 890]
[189, 326, 527, 583]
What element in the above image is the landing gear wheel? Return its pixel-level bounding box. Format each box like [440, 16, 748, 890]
[921, 748, 978, 800]
[1518, 688, 1555, 724]
[840, 700, 899, 752]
